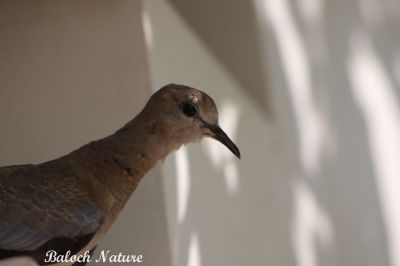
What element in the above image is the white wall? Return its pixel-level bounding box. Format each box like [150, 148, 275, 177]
[255, 0, 400, 265]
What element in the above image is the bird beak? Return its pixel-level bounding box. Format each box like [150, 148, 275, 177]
[206, 124, 241, 159]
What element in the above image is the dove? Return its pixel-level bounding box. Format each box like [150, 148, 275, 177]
[0, 84, 240, 265]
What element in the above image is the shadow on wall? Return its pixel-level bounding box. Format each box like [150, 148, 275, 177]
[256, 0, 400, 265]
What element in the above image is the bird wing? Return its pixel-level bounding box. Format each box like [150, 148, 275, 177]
[0, 159, 105, 252]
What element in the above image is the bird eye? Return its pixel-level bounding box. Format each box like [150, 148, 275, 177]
[182, 102, 197, 117]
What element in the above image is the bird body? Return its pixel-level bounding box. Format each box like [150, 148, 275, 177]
[0, 84, 240, 265]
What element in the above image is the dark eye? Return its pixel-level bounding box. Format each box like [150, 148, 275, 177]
[182, 102, 197, 117]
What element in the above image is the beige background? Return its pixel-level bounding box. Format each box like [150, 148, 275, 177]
[0, 1, 171, 266]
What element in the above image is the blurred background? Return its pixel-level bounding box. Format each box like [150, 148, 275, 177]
[1, 0, 400, 265]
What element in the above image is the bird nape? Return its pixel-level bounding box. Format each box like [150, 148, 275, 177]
[0, 83, 240, 265]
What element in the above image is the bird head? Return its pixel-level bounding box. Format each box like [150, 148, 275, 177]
[142, 84, 240, 159]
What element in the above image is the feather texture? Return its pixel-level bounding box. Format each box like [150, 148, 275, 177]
[0, 160, 104, 252]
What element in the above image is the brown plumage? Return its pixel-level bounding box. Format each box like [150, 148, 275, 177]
[0, 84, 240, 265]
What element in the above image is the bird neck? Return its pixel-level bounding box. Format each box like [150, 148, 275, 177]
[107, 114, 181, 171]
[76, 114, 181, 211]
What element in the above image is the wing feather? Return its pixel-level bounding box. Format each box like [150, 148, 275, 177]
[0, 160, 104, 252]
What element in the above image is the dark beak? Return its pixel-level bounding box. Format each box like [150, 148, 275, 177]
[206, 124, 241, 159]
